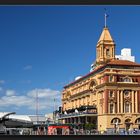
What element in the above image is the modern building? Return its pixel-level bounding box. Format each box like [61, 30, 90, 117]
[60, 22, 140, 133]
[0, 112, 33, 134]
[0, 112, 48, 134]
[115, 48, 135, 62]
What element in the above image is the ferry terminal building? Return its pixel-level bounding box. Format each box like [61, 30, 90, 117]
[59, 21, 140, 132]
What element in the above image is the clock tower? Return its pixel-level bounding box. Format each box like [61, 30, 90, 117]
[95, 27, 116, 67]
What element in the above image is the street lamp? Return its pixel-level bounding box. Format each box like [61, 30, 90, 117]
[115, 120, 119, 134]
[86, 107, 88, 124]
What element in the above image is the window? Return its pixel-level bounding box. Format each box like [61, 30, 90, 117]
[89, 80, 97, 90]
[109, 91, 113, 97]
[125, 102, 130, 113]
[109, 75, 113, 82]
[135, 118, 140, 124]
[106, 49, 110, 57]
[111, 118, 121, 124]
[110, 104, 114, 113]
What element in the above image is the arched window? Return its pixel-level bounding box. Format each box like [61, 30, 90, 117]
[135, 118, 140, 124]
[111, 118, 121, 124]
[123, 77, 131, 82]
[106, 48, 110, 57]
[125, 119, 131, 123]
[89, 80, 97, 90]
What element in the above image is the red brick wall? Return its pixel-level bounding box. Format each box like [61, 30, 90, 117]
[137, 77, 140, 84]
[104, 75, 109, 83]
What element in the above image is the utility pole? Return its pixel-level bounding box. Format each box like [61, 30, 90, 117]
[53, 98, 56, 124]
[36, 89, 39, 124]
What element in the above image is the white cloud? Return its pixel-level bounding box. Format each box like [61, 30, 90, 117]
[5, 89, 16, 96]
[0, 80, 5, 84]
[0, 88, 61, 112]
[23, 65, 32, 70]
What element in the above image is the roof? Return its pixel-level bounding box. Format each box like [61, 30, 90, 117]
[64, 65, 105, 88]
[0, 112, 16, 120]
[64, 60, 140, 88]
[29, 115, 46, 122]
[107, 59, 140, 66]
[97, 27, 115, 45]
[8, 115, 32, 122]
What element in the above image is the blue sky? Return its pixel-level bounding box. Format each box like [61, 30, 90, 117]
[0, 5, 140, 115]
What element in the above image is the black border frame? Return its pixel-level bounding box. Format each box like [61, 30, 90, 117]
[0, 0, 139, 5]
[1, 0, 140, 140]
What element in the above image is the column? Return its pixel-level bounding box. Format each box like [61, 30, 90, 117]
[138, 91, 140, 113]
[70, 117, 72, 123]
[86, 96, 88, 105]
[120, 90, 123, 113]
[100, 46, 102, 57]
[132, 91, 134, 113]
[112, 47, 114, 57]
[135, 91, 138, 113]
[104, 89, 108, 113]
[100, 47, 101, 58]
[117, 90, 119, 113]
[86, 116, 88, 123]
[74, 117, 76, 124]
[78, 117, 80, 124]
[115, 90, 117, 113]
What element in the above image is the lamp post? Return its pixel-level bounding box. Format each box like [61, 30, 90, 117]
[115, 120, 119, 134]
[86, 107, 88, 124]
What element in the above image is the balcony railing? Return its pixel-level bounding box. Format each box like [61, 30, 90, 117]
[58, 111, 97, 119]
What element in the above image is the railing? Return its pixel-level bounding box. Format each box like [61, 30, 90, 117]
[58, 111, 97, 119]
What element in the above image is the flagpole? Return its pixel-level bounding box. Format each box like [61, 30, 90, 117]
[53, 98, 56, 124]
[105, 13, 107, 28]
[104, 8, 108, 28]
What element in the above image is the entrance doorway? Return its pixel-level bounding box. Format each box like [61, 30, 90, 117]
[138, 125, 140, 130]
[125, 119, 131, 131]
[125, 123, 130, 131]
